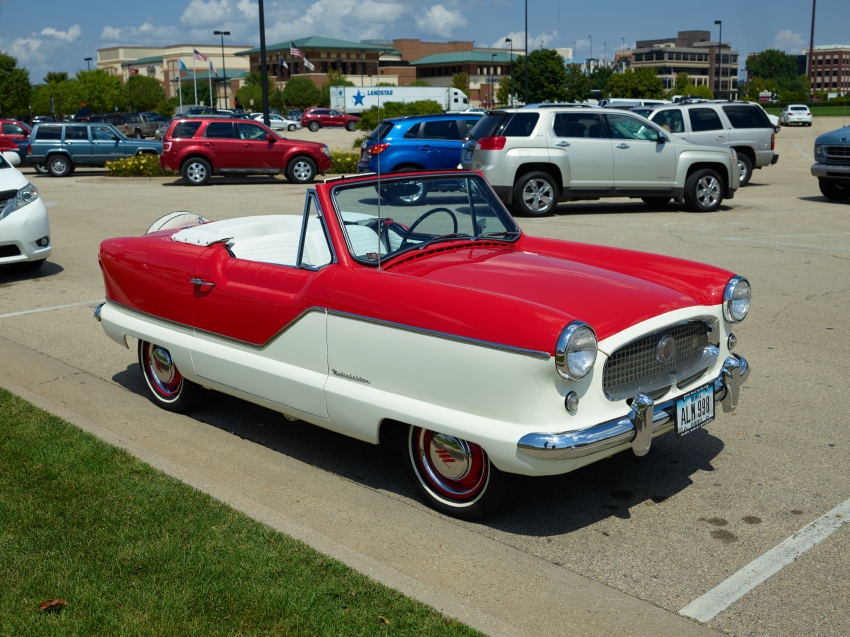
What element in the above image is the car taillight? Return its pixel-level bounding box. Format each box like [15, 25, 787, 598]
[771, 133, 775, 151]
[477, 136, 506, 151]
[28, 143, 32, 154]
[163, 141, 172, 152]
[369, 143, 390, 155]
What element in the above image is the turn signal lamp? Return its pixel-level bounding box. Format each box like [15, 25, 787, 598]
[369, 143, 390, 155]
[477, 136, 506, 151]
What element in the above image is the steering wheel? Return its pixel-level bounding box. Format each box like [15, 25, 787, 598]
[399, 208, 458, 249]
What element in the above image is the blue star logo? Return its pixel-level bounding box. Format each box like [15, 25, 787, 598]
[352, 90, 365, 106]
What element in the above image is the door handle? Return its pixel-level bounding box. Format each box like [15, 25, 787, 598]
[615, 143, 630, 149]
[190, 278, 215, 288]
[204, 142, 213, 147]
[715, 135, 725, 141]
[243, 143, 252, 147]
[420, 145, 432, 150]
[555, 141, 570, 147]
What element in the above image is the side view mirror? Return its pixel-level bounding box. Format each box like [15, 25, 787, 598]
[774, 126, 781, 134]
[266, 133, 277, 142]
[656, 131, 668, 143]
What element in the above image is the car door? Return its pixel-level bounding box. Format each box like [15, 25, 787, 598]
[236, 121, 280, 171]
[62, 125, 91, 163]
[548, 112, 614, 192]
[201, 121, 240, 169]
[605, 112, 676, 190]
[686, 107, 729, 147]
[328, 110, 345, 127]
[416, 119, 464, 169]
[90, 125, 122, 162]
[190, 194, 335, 419]
[2, 122, 29, 143]
[649, 109, 688, 141]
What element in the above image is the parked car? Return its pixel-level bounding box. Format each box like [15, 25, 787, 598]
[94, 170, 752, 519]
[811, 124, 850, 200]
[357, 113, 482, 177]
[599, 98, 671, 109]
[301, 108, 359, 132]
[160, 117, 332, 186]
[628, 102, 778, 186]
[287, 109, 303, 121]
[1, 120, 31, 150]
[31, 116, 54, 125]
[0, 150, 51, 271]
[28, 122, 163, 177]
[780, 104, 813, 127]
[89, 113, 160, 138]
[250, 112, 302, 131]
[462, 105, 740, 215]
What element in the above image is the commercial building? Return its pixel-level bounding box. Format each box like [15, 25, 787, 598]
[630, 30, 739, 98]
[803, 45, 850, 95]
[96, 44, 251, 106]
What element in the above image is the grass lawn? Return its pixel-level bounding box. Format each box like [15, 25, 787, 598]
[763, 105, 850, 118]
[0, 388, 482, 636]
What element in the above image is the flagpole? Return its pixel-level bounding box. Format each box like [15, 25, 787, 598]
[208, 65, 213, 107]
[193, 47, 198, 105]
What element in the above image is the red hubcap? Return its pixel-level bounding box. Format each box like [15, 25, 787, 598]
[413, 427, 488, 500]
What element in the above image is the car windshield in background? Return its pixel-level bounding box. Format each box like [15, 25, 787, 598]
[332, 175, 519, 264]
[630, 108, 654, 118]
[468, 112, 540, 139]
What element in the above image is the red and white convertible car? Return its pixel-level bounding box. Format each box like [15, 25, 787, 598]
[95, 171, 751, 519]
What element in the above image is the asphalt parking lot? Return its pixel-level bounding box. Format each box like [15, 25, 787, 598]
[1, 118, 848, 636]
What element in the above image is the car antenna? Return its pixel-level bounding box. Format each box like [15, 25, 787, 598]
[376, 89, 382, 271]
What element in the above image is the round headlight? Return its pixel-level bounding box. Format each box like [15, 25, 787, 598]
[555, 322, 598, 380]
[723, 276, 751, 323]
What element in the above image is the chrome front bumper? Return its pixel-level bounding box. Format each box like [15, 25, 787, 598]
[811, 162, 850, 179]
[517, 354, 750, 461]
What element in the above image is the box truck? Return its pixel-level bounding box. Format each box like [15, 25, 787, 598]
[330, 86, 469, 114]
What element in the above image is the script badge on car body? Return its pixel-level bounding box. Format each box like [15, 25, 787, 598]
[675, 382, 715, 437]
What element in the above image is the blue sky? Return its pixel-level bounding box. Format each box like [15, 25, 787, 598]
[1, 0, 848, 82]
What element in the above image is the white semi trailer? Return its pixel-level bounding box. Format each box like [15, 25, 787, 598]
[330, 86, 470, 114]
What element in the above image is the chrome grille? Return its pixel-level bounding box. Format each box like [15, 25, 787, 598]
[603, 321, 712, 401]
[824, 146, 850, 163]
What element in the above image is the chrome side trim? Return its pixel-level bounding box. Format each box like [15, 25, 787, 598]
[517, 353, 750, 460]
[327, 309, 551, 360]
[105, 299, 327, 350]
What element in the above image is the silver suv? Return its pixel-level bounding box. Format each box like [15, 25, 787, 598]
[462, 106, 740, 215]
[636, 102, 778, 186]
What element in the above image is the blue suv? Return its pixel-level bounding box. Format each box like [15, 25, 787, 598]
[357, 113, 481, 174]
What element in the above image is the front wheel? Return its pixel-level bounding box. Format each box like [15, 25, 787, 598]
[641, 197, 671, 207]
[406, 426, 514, 520]
[286, 156, 317, 184]
[134, 129, 143, 139]
[513, 171, 558, 216]
[819, 179, 850, 201]
[345, 121, 357, 132]
[288, 124, 296, 131]
[47, 155, 72, 177]
[684, 168, 724, 212]
[138, 340, 200, 413]
[308, 121, 320, 132]
[182, 157, 212, 186]
[736, 154, 753, 186]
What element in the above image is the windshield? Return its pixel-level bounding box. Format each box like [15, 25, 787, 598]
[332, 175, 519, 264]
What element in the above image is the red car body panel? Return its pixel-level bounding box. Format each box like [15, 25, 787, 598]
[159, 118, 331, 175]
[0, 119, 31, 151]
[301, 109, 359, 129]
[98, 171, 734, 354]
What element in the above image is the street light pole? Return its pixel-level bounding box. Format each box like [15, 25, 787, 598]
[214, 30, 231, 109]
[714, 20, 722, 98]
[84, 57, 92, 71]
[360, 49, 364, 86]
[505, 38, 512, 107]
[589, 36, 592, 72]
[524, 0, 528, 105]
[491, 53, 497, 107]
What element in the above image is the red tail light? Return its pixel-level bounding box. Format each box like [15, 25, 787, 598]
[163, 141, 172, 152]
[28, 143, 32, 154]
[477, 136, 506, 151]
[369, 143, 390, 155]
[771, 133, 775, 151]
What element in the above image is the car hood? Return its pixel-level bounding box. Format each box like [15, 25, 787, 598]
[0, 164, 28, 191]
[387, 243, 726, 341]
[815, 125, 850, 144]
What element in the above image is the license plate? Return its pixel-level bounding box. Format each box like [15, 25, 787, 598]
[675, 382, 715, 437]
[463, 149, 473, 162]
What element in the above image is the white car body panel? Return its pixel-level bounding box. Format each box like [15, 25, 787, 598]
[0, 162, 51, 266]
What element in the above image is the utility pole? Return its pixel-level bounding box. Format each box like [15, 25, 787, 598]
[524, 0, 528, 104]
[714, 20, 722, 98]
[808, 0, 817, 90]
[506, 38, 512, 107]
[257, 0, 269, 125]
[214, 30, 231, 108]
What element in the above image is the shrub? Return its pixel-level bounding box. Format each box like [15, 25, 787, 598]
[351, 134, 367, 149]
[106, 153, 171, 177]
[329, 150, 360, 174]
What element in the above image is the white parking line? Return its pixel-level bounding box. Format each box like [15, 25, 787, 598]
[0, 299, 103, 319]
[793, 143, 814, 162]
[680, 498, 850, 623]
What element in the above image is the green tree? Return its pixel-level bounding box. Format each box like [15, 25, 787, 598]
[44, 71, 69, 84]
[0, 52, 31, 118]
[74, 69, 125, 114]
[495, 76, 512, 106]
[180, 80, 214, 107]
[606, 68, 665, 99]
[674, 72, 691, 91]
[410, 80, 431, 87]
[668, 73, 714, 100]
[125, 75, 166, 112]
[376, 82, 397, 86]
[743, 76, 778, 102]
[318, 70, 355, 107]
[236, 71, 285, 111]
[563, 64, 592, 102]
[510, 50, 569, 103]
[451, 72, 469, 96]
[588, 67, 613, 93]
[30, 81, 79, 117]
[282, 77, 321, 110]
[746, 49, 798, 84]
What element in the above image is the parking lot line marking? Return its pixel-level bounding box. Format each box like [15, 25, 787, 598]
[0, 299, 104, 319]
[793, 143, 814, 162]
[680, 497, 850, 623]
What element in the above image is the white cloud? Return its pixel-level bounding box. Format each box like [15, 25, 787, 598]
[774, 30, 805, 54]
[181, 0, 234, 27]
[100, 22, 182, 46]
[491, 30, 558, 52]
[266, 0, 409, 44]
[415, 4, 467, 39]
[40, 25, 82, 43]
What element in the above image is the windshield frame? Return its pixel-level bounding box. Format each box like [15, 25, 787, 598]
[329, 173, 522, 267]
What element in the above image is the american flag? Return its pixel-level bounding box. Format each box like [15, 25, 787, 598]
[193, 49, 208, 62]
[290, 40, 304, 59]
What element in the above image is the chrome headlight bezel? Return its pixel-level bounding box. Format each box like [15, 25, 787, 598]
[0, 183, 39, 221]
[814, 144, 824, 157]
[555, 321, 598, 381]
[723, 276, 751, 323]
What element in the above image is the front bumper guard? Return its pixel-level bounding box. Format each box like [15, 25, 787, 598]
[517, 354, 749, 461]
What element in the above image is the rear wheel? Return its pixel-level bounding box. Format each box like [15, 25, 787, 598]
[47, 155, 72, 177]
[288, 124, 297, 131]
[736, 154, 753, 186]
[513, 171, 558, 216]
[819, 179, 850, 201]
[308, 121, 320, 132]
[138, 340, 200, 413]
[345, 121, 357, 132]
[641, 197, 672, 206]
[134, 129, 143, 139]
[286, 156, 316, 184]
[406, 426, 514, 520]
[34, 164, 48, 175]
[684, 168, 724, 212]
[182, 157, 211, 186]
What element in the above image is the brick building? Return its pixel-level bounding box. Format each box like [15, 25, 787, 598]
[804, 44, 850, 95]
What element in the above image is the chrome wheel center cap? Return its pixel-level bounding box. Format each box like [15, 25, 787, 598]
[428, 433, 472, 480]
[151, 346, 176, 384]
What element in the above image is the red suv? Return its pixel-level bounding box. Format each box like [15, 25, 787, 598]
[160, 118, 333, 186]
[1, 119, 31, 150]
[301, 109, 359, 132]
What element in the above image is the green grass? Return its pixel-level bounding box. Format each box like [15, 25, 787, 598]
[763, 104, 850, 117]
[0, 388, 482, 637]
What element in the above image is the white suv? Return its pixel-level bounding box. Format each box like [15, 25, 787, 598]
[462, 106, 740, 215]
